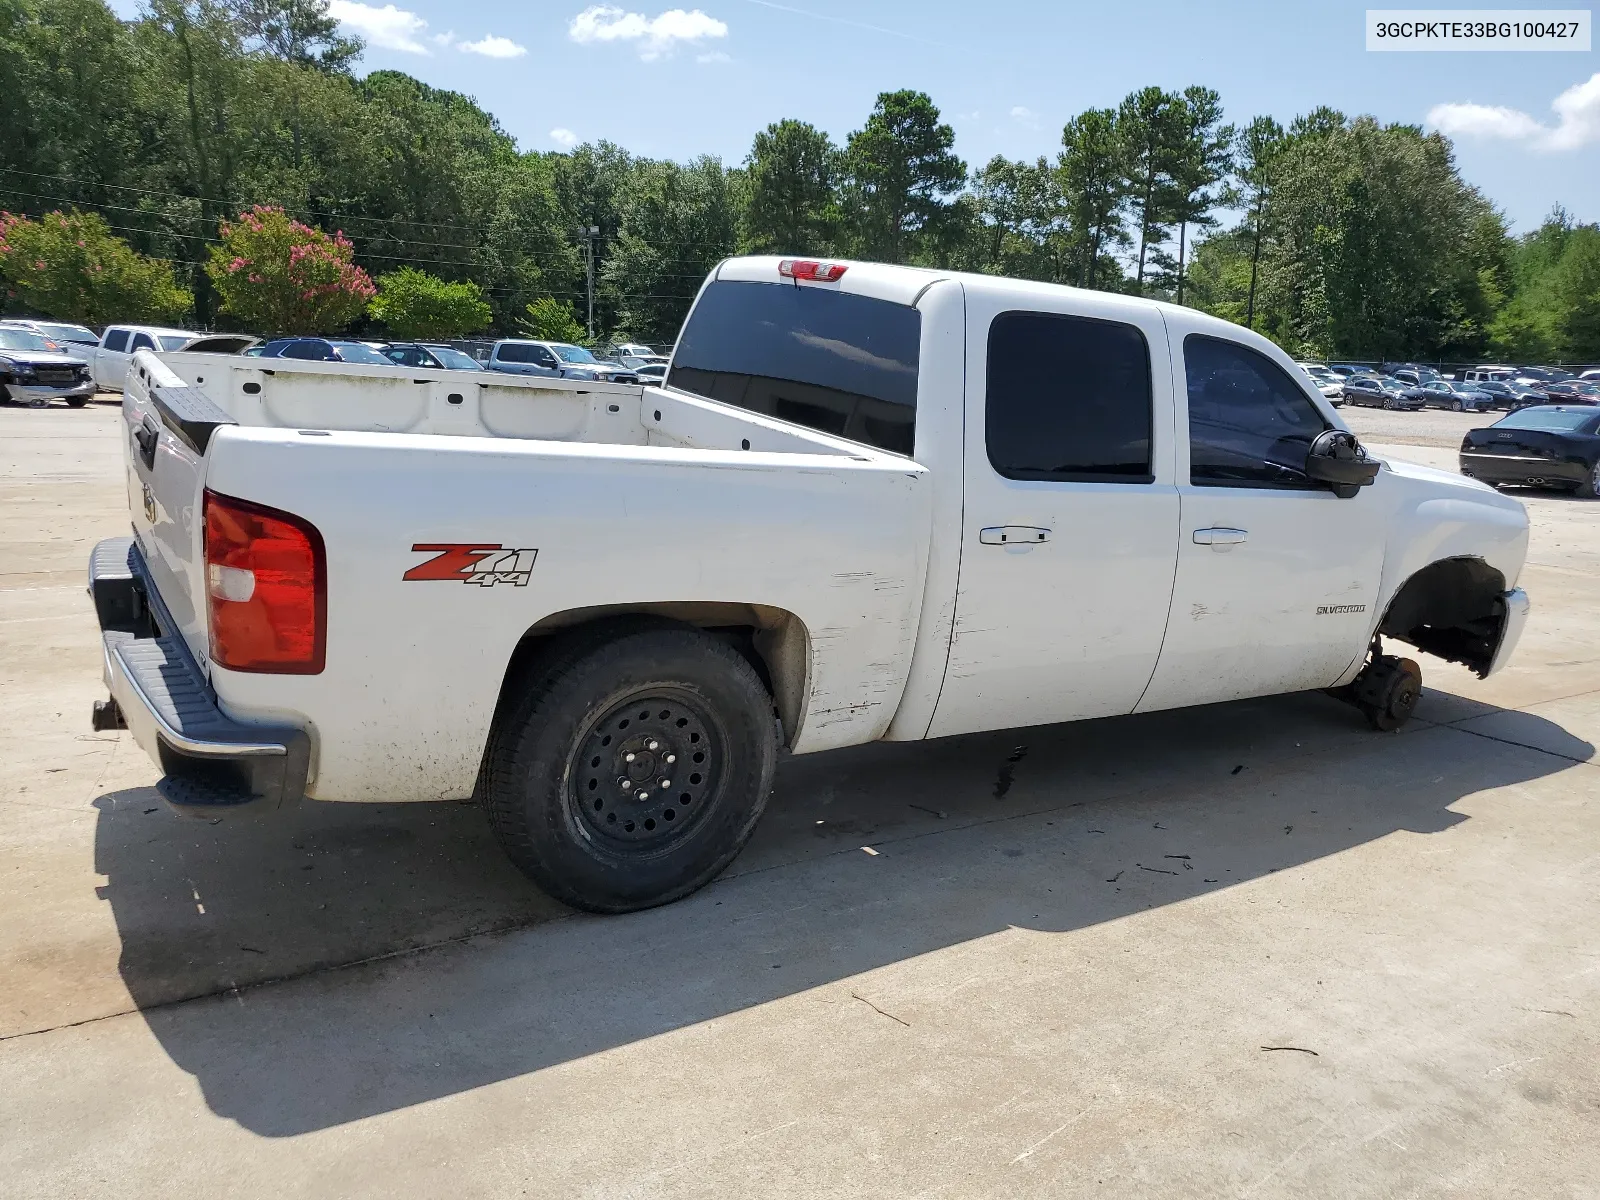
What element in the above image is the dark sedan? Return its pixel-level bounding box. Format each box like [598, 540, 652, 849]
[380, 342, 485, 370]
[1473, 379, 1542, 411]
[1532, 381, 1600, 405]
[1418, 380, 1494, 412]
[257, 338, 394, 364]
[1460, 406, 1600, 498]
[1342, 375, 1424, 409]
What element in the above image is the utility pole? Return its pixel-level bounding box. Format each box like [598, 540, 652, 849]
[578, 225, 599, 340]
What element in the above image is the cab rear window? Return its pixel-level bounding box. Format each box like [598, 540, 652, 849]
[667, 280, 921, 455]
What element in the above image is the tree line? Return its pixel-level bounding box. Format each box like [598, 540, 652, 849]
[0, 0, 1594, 360]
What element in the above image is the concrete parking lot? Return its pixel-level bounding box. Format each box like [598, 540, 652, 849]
[1, 400, 1596, 1197]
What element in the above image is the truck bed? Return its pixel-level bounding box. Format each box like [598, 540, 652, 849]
[123, 351, 936, 803]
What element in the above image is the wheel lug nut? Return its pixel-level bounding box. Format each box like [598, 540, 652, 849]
[665, 754, 676, 764]
[647, 740, 659, 751]
[660, 779, 671, 789]
[637, 791, 649, 801]
[624, 752, 636, 762]
[620, 780, 632, 791]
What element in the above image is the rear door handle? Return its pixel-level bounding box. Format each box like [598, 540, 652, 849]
[979, 526, 1051, 546]
[1193, 526, 1248, 549]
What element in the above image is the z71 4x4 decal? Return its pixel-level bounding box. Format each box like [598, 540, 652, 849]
[403, 544, 539, 587]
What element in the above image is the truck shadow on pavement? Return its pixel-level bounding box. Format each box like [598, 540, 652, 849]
[92, 688, 1591, 1137]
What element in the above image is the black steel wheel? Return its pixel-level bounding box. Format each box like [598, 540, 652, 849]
[568, 688, 723, 852]
[484, 622, 777, 913]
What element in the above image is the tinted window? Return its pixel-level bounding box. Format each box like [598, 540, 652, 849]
[281, 340, 330, 360]
[496, 342, 548, 364]
[986, 311, 1152, 482]
[1493, 409, 1599, 433]
[128, 333, 155, 352]
[1185, 335, 1329, 488]
[428, 346, 482, 370]
[103, 329, 129, 353]
[669, 280, 920, 455]
[329, 342, 392, 365]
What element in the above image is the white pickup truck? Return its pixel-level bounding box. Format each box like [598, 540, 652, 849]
[88, 256, 1531, 912]
[89, 323, 201, 392]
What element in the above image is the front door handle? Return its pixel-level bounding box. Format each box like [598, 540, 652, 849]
[1193, 526, 1248, 550]
[979, 526, 1051, 546]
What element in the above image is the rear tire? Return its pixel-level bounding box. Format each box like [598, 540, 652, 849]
[1451, 400, 1463, 412]
[1577, 460, 1600, 500]
[66, 397, 88, 408]
[484, 624, 777, 913]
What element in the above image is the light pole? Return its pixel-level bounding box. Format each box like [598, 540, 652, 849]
[579, 225, 599, 340]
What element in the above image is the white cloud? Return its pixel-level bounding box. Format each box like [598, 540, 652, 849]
[550, 128, 579, 148]
[696, 49, 730, 62]
[460, 34, 528, 57]
[568, 5, 728, 60]
[1427, 72, 1600, 152]
[432, 30, 456, 46]
[327, 0, 430, 53]
[1010, 105, 1039, 129]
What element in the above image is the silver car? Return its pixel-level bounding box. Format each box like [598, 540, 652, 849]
[0, 327, 96, 407]
[488, 339, 641, 384]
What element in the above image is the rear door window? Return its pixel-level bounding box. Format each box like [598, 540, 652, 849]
[986, 311, 1153, 482]
[1185, 335, 1329, 488]
[103, 329, 129, 353]
[669, 280, 921, 455]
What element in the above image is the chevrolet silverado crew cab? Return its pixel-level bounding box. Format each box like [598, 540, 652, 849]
[88, 257, 1531, 913]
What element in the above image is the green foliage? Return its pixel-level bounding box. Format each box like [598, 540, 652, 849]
[205, 204, 374, 333]
[0, 0, 1588, 360]
[369, 266, 490, 339]
[520, 296, 585, 343]
[1490, 213, 1600, 361]
[602, 156, 736, 343]
[0, 209, 192, 323]
[1058, 107, 1127, 288]
[840, 90, 966, 263]
[743, 119, 838, 254]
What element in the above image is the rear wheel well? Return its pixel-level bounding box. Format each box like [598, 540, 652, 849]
[1378, 557, 1507, 677]
[491, 603, 809, 750]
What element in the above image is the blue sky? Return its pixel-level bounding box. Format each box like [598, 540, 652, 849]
[123, 0, 1600, 231]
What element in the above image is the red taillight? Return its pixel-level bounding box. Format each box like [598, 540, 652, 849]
[203, 489, 326, 674]
[778, 259, 847, 283]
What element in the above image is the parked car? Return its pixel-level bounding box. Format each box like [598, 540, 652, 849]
[179, 334, 260, 356]
[1580, 368, 1599, 381]
[1473, 379, 1542, 411]
[379, 342, 485, 370]
[256, 338, 395, 365]
[0, 327, 96, 407]
[635, 362, 667, 384]
[1418, 380, 1494, 412]
[1326, 363, 1368, 377]
[488, 339, 641, 384]
[1388, 367, 1444, 389]
[1342, 375, 1424, 409]
[1303, 370, 1346, 405]
[88, 324, 202, 392]
[1460, 366, 1517, 387]
[1533, 381, 1600, 405]
[92, 254, 1531, 913]
[1460, 405, 1600, 497]
[1, 318, 99, 350]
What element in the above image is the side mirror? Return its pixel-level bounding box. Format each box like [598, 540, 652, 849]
[1305, 429, 1380, 498]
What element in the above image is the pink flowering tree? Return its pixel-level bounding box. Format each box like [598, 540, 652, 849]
[205, 206, 375, 335]
[0, 210, 191, 325]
